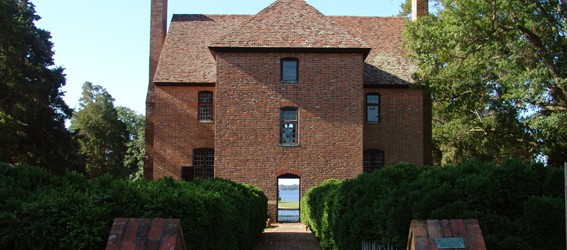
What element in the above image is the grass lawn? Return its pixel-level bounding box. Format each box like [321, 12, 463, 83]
[278, 201, 299, 209]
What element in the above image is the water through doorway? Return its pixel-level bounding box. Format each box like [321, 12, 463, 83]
[277, 175, 300, 222]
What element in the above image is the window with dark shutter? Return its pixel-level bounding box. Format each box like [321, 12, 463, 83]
[181, 166, 194, 181]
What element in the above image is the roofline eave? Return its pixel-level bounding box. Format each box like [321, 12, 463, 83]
[154, 82, 216, 87]
[208, 46, 371, 59]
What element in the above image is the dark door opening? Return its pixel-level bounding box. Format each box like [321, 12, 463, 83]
[277, 174, 300, 223]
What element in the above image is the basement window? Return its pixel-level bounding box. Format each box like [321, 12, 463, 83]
[363, 149, 384, 173]
[193, 148, 214, 179]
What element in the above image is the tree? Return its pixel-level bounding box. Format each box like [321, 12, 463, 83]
[403, 0, 566, 166]
[70, 82, 128, 177]
[0, 0, 81, 173]
[116, 106, 145, 180]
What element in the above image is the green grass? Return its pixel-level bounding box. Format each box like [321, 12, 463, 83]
[278, 201, 299, 209]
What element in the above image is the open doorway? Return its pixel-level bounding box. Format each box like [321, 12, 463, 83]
[277, 174, 300, 223]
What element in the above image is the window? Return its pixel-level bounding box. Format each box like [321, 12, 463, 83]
[193, 148, 214, 178]
[363, 149, 384, 173]
[281, 58, 298, 83]
[366, 93, 380, 124]
[199, 91, 213, 121]
[280, 107, 298, 144]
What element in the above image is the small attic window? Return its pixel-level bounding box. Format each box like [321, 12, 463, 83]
[281, 58, 298, 83]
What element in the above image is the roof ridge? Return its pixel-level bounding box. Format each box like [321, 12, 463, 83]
[209, 0, 368, 49]
[256, 0, 309, 15]
[330, 15, 406, 19]
[172, 13, 251, 17]
[171, 14, 251, 22]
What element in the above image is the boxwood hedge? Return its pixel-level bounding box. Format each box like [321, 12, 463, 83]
[0, 163, 267, 249]
[301, 161, 565, 250]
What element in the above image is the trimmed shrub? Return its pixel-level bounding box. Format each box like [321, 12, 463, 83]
[0, 163, 267, 249]
[301, 179, 342, 249]
[301, 161, 565, 250]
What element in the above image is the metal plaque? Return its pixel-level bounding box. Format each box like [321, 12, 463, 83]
[435, 238, 465, 249]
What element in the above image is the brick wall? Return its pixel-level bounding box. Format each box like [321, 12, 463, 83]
[214, 52, 365, 221]
[106, 218, 185, 250]
[408, 219, 486, 250]
[149, 52, 432, 221]
[364, 87, 432, 166]
[152, 85, 215, 179]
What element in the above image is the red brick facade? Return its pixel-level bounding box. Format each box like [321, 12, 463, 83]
[146, 0, 432, 222]
[152, 85, 215, 179]
[407, 219, 486, 250]
[214, 52, 365, 218]
[364, 87, 432, 166]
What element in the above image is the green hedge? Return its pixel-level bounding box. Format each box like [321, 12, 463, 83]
[301, 161, 565, 250]
[0, 163, 267, 249]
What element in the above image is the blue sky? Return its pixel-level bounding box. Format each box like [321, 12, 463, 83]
[34, 0, 405, 115]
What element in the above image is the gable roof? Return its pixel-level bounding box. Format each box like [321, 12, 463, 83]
[209, 0, 367, 50]
[154, 2, 413, 85]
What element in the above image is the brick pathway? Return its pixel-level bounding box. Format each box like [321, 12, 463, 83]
[253, 223, 323, 250]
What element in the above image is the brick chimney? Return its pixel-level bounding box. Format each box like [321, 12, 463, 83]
[146, 0, 168, 180]
[412, 0, 428, 21]
[149, 0, 167, 81]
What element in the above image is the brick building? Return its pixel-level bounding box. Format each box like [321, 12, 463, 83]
[145, 0, 431, 221]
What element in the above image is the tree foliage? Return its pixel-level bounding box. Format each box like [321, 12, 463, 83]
[70, 82, 128, 177]
[0, 0, 81, 173]
[0, 163, 267, 249]
[302, 162, 565, 249]
[403, 0, 567, 166]
[116, 106, 145, 180]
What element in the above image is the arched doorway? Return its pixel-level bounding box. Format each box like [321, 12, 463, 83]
[277, 174, 300, 223]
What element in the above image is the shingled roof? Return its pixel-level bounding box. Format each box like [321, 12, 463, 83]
[209, 0, 367, 49]
[154, 1, 413, 85]
[154, 14, 249, 83]
[332, 16, 413, 85]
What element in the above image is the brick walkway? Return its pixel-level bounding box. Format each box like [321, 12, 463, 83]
[253, 223, 322, 250]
